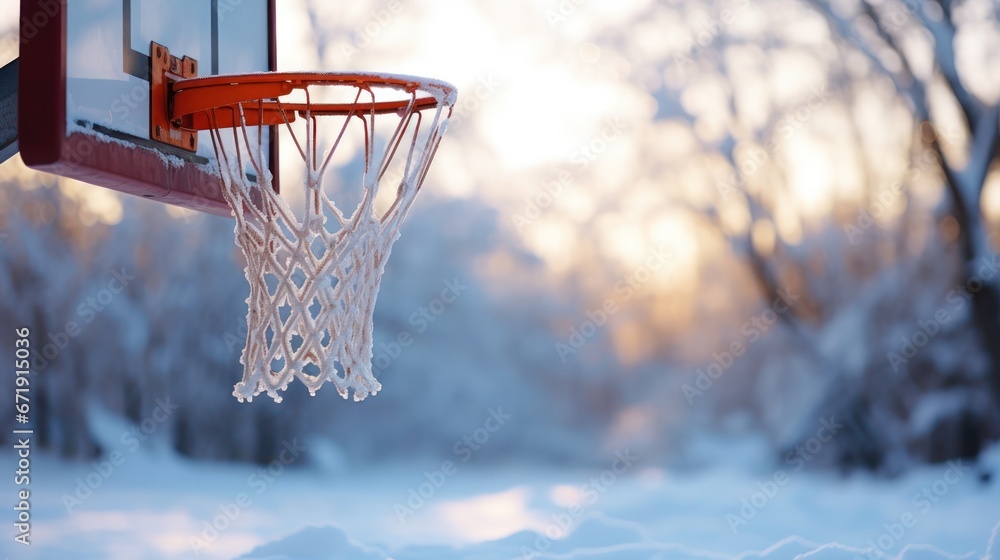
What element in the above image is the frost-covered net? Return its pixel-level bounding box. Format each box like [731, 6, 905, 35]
[206, 77, 455, 403]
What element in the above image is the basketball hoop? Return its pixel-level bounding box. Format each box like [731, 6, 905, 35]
[170, 72, 457, 403]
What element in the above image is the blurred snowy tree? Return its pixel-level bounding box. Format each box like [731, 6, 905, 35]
[621, 0, 1000, 471]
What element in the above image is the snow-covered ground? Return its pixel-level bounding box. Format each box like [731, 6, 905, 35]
[3, 443, 998, 560]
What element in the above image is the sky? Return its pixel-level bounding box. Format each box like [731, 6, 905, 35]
[3, 0, 998, 271]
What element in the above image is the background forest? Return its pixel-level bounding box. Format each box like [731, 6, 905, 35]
[1, 0, 999, 478]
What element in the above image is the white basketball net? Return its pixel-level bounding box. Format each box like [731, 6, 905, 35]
[206, 78, 454, 403]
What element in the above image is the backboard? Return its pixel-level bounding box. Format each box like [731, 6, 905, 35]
[18, 0, 277, 216]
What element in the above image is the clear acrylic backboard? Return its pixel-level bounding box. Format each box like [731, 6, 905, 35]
[18, 0, 277, 215]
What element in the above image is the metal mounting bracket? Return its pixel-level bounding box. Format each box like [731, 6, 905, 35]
[150, 42, 198, 152]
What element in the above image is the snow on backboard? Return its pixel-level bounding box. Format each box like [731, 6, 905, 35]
[18, 0, 277, 215]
